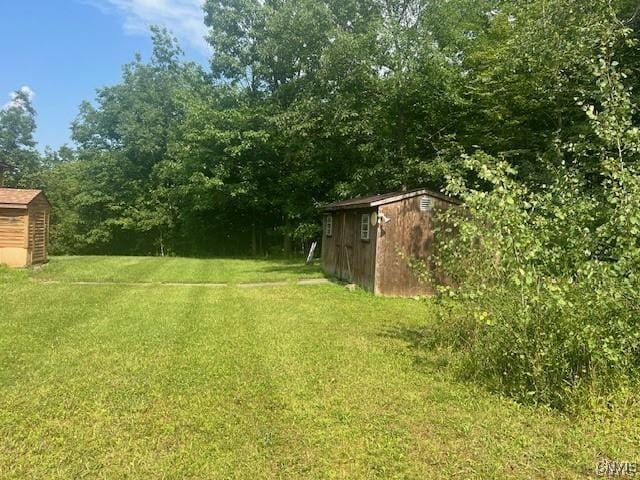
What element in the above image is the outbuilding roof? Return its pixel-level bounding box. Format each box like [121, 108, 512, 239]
[0, 188, 49, 209]
[320, 188, 460, 211]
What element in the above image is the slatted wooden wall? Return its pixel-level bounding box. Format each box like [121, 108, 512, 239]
[28, 194, 50, 264]
[321, 193, 458, 296]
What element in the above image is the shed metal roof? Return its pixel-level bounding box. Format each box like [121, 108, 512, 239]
[320, 188, 460, 211]
[0, 188, 49, 209]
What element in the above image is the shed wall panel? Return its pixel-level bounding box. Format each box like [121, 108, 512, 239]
[25, 193, 51, 265]
[321, 214, 339, 278]
[375, 196, 452, 296]
[0, 209, 26, 248]
[0, 247, 28, 268]
[0, 193, 50, 267]
[321, 209, 377, 292]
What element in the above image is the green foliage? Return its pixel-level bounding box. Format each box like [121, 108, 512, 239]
[426, 5, 640, 408]
[55, 27, 210, 255]
[432, 156, 640, 408]
[2, 0, 636, 261]
[0, 87, 41, 187]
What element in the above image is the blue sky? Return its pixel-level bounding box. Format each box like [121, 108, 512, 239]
[1, 0, 211, 152]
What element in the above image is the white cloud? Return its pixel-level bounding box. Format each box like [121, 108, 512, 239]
[83, 0, 211, 56]
[2, 86, 35, 111]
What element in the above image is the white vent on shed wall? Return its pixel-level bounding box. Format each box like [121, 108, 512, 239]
[419, 196, 433, 212]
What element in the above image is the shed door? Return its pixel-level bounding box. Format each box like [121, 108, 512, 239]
[335, 211, 353, 283]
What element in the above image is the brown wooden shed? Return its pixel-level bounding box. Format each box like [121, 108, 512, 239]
[0, 188, 51, 268]
[320, 188, 459, 296]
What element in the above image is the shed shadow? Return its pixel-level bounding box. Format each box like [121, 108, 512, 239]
[259, 264, 324, 276]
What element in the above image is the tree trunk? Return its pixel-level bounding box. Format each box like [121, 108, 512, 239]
[159, 230, 165, 257]
[251, 224, 257, 257]
[283, 235, 291, 256]
[283, 220, 292, 256]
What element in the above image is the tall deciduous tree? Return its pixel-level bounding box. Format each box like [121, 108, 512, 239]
[70, 27, 207, 254]
[0, 86, 41, 187]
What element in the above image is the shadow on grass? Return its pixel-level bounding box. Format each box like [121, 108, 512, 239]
[147, 253, 318, 262]
[380, 325, 454, 374]
[49, 254, 319, 264]
[258, 264, 323, 275]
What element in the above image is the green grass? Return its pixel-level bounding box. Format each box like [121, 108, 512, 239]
[31, 255, 324, 284]
[0, 258, 638, 479]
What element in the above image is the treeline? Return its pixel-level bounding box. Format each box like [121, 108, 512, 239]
[2, 0, 634, 257]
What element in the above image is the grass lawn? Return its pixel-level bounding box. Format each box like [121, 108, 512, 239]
[1, 257, 637, 479]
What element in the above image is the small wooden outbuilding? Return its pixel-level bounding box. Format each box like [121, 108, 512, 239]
[0, 188, 51, 268]
[320, 188, 459, 296]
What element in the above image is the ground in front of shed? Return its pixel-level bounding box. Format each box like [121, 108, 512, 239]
[0, 257, 636, 479]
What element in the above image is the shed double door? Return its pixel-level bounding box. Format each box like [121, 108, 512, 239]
[335, 211, 354, 283]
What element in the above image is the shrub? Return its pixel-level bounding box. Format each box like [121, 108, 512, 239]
[424, 150, 640, 410]
[420, 10, 640, 410]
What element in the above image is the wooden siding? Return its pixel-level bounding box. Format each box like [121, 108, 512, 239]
[321, 214, 338, 277]
[29, 209, 47, 263]
[374, 195, 452, 296]
[321, 209, 377, 292]
[0, 209, 26, 248]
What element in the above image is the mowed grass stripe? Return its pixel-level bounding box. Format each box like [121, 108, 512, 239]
[1, 285, 222, 478]
[233, 286, 423, 477]
[0, 283, 163, 478]
[0, 282, 130, 386]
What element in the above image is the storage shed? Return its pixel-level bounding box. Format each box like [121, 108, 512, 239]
[0, 188, 51, 268]
[320, 188, 459, 296]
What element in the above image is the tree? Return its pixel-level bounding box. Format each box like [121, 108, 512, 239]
[70, 27, 208, 254]
[0, 86, 41, 187]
